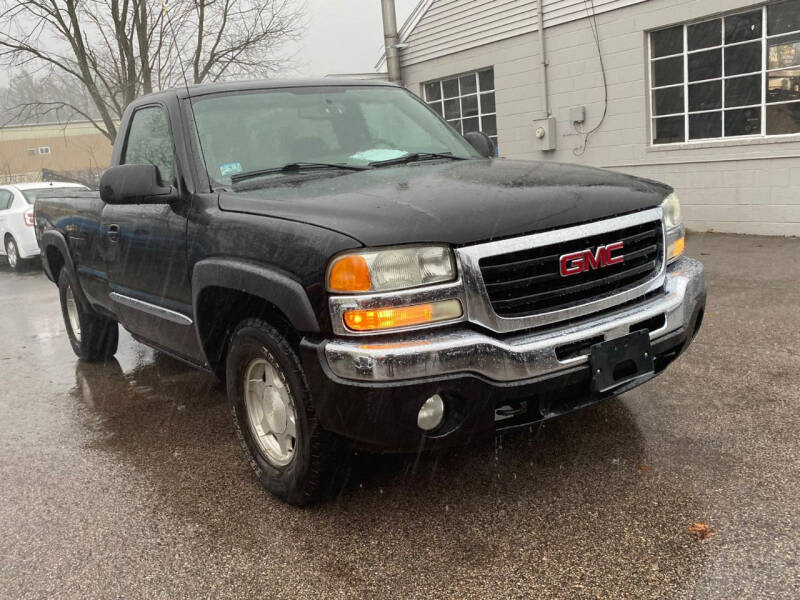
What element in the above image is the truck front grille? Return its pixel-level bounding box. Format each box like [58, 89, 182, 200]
[479, 219, 664, 318]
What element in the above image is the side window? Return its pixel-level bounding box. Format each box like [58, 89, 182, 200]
[0, 190, 13, 210]
[123, 106, 175, 185]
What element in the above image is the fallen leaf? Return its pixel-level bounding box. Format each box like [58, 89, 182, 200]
[636, 464, 653, 472]
[687, 522, 717, 540]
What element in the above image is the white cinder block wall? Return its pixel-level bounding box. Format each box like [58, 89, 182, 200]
[399, 0, 800, 236]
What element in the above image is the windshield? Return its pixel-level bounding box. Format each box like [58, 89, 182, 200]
[21, 186, 88, 204]
[191, 86, 481, 185]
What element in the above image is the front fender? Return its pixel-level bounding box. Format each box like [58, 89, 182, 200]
[191, 258, 321, 334]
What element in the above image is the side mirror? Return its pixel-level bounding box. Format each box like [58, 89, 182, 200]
[464, 131, 496, 158]
[100, 164, 175, 205]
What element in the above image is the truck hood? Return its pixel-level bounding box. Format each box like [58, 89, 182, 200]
[218, 159, 671, 247]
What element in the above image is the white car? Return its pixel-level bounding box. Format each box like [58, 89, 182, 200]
[0, 182, 89, 271]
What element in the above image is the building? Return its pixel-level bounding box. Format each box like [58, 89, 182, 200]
[379, 0, 800, 236]
[0, 120, 112, 186]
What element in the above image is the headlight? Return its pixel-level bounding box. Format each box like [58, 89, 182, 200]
[327, 245, 456, 293]
[661, 192, 682, 229]
[661, 192, 685, 262]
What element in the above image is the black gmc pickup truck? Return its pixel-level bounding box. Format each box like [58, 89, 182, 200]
[35, 79, 706, 505]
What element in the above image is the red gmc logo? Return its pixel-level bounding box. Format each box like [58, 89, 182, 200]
[559, 242, 624, 277]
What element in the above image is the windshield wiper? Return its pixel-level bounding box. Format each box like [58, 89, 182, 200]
[369, 152, 468, 168]
[231, 162, 369, 184]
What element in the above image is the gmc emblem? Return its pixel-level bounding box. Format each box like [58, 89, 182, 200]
[559, 242, 624, 277]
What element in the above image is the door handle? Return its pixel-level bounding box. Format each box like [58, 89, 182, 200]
[107, 224, 120, 243]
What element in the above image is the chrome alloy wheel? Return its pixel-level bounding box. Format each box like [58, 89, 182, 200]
[65, 285, 81, 342]
[6, 239, 17, 269]
[244, 355, 298, 467]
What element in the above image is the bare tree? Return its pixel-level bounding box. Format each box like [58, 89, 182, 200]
[0, 0, 304, 141]
[0, 70, 96, 125]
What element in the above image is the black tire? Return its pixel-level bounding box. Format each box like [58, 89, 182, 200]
[58, 266, 119, 361]
[4, 236, 26, 272]
[226, 318, 341, 505]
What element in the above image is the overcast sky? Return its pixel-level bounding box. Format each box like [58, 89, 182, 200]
[283, 0, 420, 77]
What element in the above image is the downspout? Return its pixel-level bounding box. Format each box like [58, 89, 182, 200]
[536, 0, 551, 117]
[381, 0, 403, 84]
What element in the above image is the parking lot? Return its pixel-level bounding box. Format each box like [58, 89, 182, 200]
[1, 232, 798, 599]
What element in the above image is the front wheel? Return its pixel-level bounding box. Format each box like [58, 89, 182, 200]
[58, 266, 119, 361]
[226, 318, 341, 505]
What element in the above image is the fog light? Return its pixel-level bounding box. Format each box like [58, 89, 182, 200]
[417, 394, 445, 431]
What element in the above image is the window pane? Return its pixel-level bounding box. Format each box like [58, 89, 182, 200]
[428, 101, 443, 117]
[767, 68, 800, 103]
[424, 82, 441, 101]
[462, 117, 480, 134]
[654, 86, 684, 115]
[689, 112, 722, 139]
[123, 106, 173, 185]
[447, 119, 462, 134]
[653, 116, 685, 143]
[725, 75, 761, 107]
[688, 19, 721, 51]
[725, 107, 761, 136]
[769, 33, 800, 69]
[461, 94, 479, 117]
[481, 114, 497, 136]
[725, 42, 762, 76]
[651, 25, 683, 58]
[442, 78, 459, 98]
[725, 11, 762, 43]
[444, 98, 461, 119]
[768, 0, 800, 36]
[653, 56, 684, 86]
[478, 69, 494, 91]
[766, 100, 800, 133]
[689, 80, 722, 111]
[689, 49, 721, 81]
[459, 74, 477, 95]
[480, 92, 495, 114]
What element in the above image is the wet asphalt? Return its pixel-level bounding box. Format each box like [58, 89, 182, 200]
[1, 233, 799, 599]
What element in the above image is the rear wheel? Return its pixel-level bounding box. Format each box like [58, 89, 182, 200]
[58, 266, 119, 361]
[226, 318, 341, 505]
[5, 237, 25, 272]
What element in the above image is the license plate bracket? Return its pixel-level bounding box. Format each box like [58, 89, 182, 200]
[589, 330, 654, 394]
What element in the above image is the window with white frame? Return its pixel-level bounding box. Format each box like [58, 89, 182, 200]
[422, 68, 497, 150]
[649, 0, 800, 144]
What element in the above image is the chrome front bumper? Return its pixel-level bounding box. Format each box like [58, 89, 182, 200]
[323, 257, 705, 383]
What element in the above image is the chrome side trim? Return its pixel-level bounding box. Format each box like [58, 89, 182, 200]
[110, 292, 194, 326]
[324, 257, 705, 383]
[457, 208, 666, 334]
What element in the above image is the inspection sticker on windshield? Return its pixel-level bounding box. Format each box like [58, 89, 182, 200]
[220, 162, 244, 177]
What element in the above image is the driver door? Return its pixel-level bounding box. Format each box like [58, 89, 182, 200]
[101, 104, 203, 362]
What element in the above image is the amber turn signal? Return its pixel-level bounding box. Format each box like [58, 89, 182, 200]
[669, 235, 685, 260]
[328, 255, 371, 292]
[343, 299, 463, 332]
